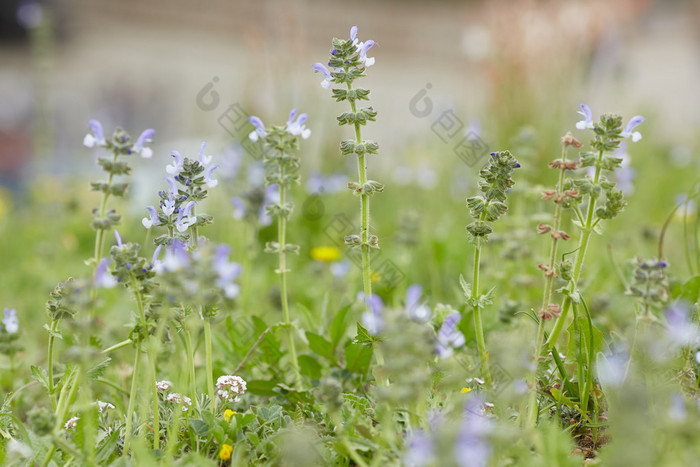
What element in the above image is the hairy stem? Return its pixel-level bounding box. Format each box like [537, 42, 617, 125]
[47, 318, 59, 410]
[472, 232, 493, 388]
[203, 317, 215, 413]
[93, 151, 119, 265]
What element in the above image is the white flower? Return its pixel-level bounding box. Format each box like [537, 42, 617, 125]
[96, 400, 115, 413]
[216, 375, 247, 402]
[156, 380, 173, 391]
[64, 416, 79, 431]
[166, 393, 192, 411]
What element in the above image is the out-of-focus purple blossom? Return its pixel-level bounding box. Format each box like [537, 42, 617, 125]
[575, 104, 594, 130]
[154, 241, 190, 274]
[312, 63, 332, 89]
[330, 259, 351, 278]
[465, 119, 482, 140]
[596, 350, 629, 387]
[248, 163, 266, 186]
[306, 171, 346, 194]
[454, 396, 492, 467]
[166, 151, 183, 175]
[142, 206, 160, 229]
[132, 128, 155, 158]
[260, 185, 280, 226]
[2, 308, 18, 334]
[16, 0, 43, 29]
[231, 197, 246, 220]
[614, 142, 636, 194]
[664, 302, 699, 347]
[669, 392, 686, 421]
[203, 164, 219, 188]
[114, 230, 123, 248]
[359, 293, 384, 335]
[404, 430, 434, 467]
[213, 244, 242, 299]
[405, 284, 431, 322]
[621, 115, 646, 142]
[151, 245, 162, 265]
[248, 116, 267, 142]
[198, 141, 213, 166]
[436, 312, 465, 358]
[219, 144, 243, 178]
[94, 259, 117, 289]
[84, 120, 106, 148]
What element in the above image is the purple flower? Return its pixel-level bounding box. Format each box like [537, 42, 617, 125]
[575, 104, 594, 130]
[94, 258, 116, 289]
[83, 119, 106, 148]
[260, 184, 280, 226]
[664, 302, 698, 347]
[436, 313, 465, 358]
[203, 164, 219, 188]
[454, 396, 492, 467]
[330, 259, 351, 278]
[360, 293, 384, 335]
[596, 350, 629, 387]
[358, 39, 376, 67]
[166, 151, 183, 175]
[198, 141, 213, 166]
[213, 244, 242, 298]
[350, 26, 358, 41]
[312, 63, 332, 89]
[132, 128, 155, 158]
[248, 116, 267, 142]
[405, 284, 431, 322]
[231, 197, 246, 220]
[151, 245, 162, 265]
[114, 230, 123, 248]
[286, 109, 311, 139]
[3, 308, 18, 334]
[154, 240, 190, 274]
[142, 205, 160, 229]
[404, 430, 434, 467]
[614, 142, 636, 194]
[621, 115, 646, 142]
[176, 201, 197, 233]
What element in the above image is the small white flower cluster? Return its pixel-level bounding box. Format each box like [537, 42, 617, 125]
[216, 375, 247, 402]
[96, 400, 115, 413]
[166, 393, 192, 412]
[64, 416, 79, 431]
[156, 380, 173, 392]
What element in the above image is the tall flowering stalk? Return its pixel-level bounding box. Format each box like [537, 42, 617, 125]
[83, 120, 154, 268]
[247, 110, 310, 389]
[462, 151, 520, 388]
[314, 26, 381, 306]
[544, 108, 644, 348]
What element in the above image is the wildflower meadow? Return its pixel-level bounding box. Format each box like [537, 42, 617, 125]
[2, 3, 700, 466]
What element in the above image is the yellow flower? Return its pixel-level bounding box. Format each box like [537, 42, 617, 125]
[310, 246, 341, 262]
[219, 443, 233, 461]
[224, 409, 236, 422]
[371, 271, 381, 283]
[460, 387, 472, 394]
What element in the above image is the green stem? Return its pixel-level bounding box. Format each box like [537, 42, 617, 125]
[183, 327, 197, 400]
[348, 82, 372, 303]
[527, 145, 569, 427]
[545, 149, 604, 348]
[203, 317, 215, 413]
[93, 151, 118, 265]
[102, 338, 132, 354]
[47, 318, 59, 410]
[123, 342, 142, 455]
[151, 350, 160, 450]
[472, 241, 492, 388]
[277, 158, 302, 389]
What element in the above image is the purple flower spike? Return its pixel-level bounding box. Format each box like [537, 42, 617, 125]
[95, 258, 116, 288]
[621, 115, 646, 142]
[436, 312, 465, 358]
[84, 119, 106, 148]
[166, 151, 183, 175]
[114, 230, 123, 247]
[133, 128, 155, 158]
[248, 116, 267, 142]
[312, 63, 332, 89]
[142, 205, 160, 229]
[575, 104, 594, 130]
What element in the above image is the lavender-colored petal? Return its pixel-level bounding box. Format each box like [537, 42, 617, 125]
[114, 230, 123, 247]
[166, 177, 177, 196]
[312, 62, 331, 80]
[404, 430, 434, 467]
[577, 104, 592, 122]
[297, 113, 309, 125]
[94, 258, 116, 289]
[350, 25, 358, 41]
[204, 164, 219, 187]
[360, 40, 375, 56]
[88, 119, 105, 144]
[231, 197, 246, 219]
[152, 244, 163, 264]
[142, 205, 159, 228]
[405, 284, 423, 309]
[133, 128, 155, 151]
[596, 351, 629, 387]
[248, 116, 265, 132]
[367, 294, 384, 315]
[2, 308, 18, 334]
[287, 108, 297, 125]
[623, 115, 646, 135]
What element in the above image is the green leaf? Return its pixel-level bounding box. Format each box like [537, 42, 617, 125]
[246, 431, 260, 447]
[30, 365, 51, 393]
[550, 387, 576, 408]
[344, 341, 373, 374]
[246, 379, 278, 396]
[298, 355, 323, 379]
[565, 316, 604, 365]
[88, 358, 112, 380]
[678, 275, 700, 304]
[330, 304, 352, 351]
[43, 323, 63, 339]
[306, 332, 335, 362]
[190, 419, 210, 437]
[354, 322, 377, 345]
[459, 274, 472, 299]
[477, 287, 496, 308]
[95, 428, 120, 464]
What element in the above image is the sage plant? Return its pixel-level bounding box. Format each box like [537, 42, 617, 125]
[83, 121, 154, 267]
[314, 26, 381, 305]
[463, 151, 520, 387]
[247, 110, 311, 389]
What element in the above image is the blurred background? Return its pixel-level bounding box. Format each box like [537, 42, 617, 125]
[1, 0, 700, 322]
